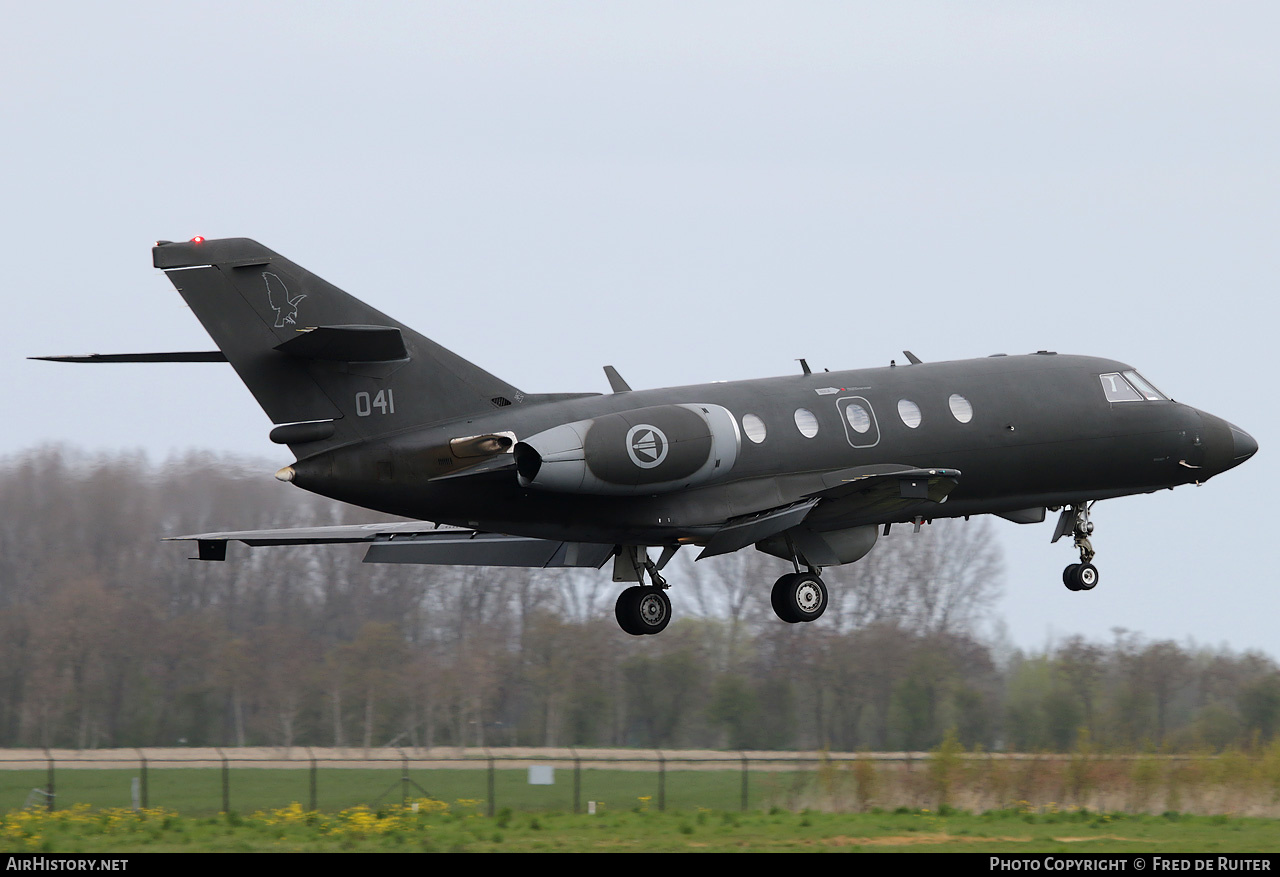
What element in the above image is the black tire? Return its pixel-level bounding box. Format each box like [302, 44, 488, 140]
[771, 574, 801, 623]
[1074, 563, 1099, 591]
[615, 586, 643, 635]
[615, 586, 671, 635]
[772, 572, 827, 623]
[1063, 563, 1081, 591]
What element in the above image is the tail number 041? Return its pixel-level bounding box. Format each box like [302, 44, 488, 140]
[355, 390, 395, 417]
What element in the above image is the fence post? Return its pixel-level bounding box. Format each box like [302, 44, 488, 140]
[135, 748, 148, 810]
[740, 753, 749, 812]
[487, 751, 495, 818]
[571, 748, 581, 814]
[307, 747, 317, 812]
[217, 748, 230, 814]
[401, 752, 409, 806]
[45, 750, 54, 813]
[658, 751, 666, 812]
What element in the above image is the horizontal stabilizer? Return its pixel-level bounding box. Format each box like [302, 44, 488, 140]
[167, 522, 613, 569]
[30, 351, 227, 363]
[273, 325, 407, 362]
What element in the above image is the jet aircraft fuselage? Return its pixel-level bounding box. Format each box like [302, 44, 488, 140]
[286, 352, 1245, 545]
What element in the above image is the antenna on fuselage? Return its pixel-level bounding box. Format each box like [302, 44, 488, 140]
[603, 365, 632, 393]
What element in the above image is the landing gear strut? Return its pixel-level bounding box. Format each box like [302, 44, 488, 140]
[613, 546, 675, 636]
[770, 534, 828, 623]
[1054, 503, 1100, 592]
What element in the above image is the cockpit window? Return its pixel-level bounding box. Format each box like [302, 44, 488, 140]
[1122, 370, 1168, 401]
[1099, 373, 1142, 403]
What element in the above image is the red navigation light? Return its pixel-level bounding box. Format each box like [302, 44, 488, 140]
[190, 236, 205, 243]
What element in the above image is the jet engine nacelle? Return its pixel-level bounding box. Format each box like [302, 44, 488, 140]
[513, 403, 741, 495]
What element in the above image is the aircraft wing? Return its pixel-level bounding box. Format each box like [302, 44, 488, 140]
[166, 523, 615, 569]
[697, 465, 961, 560]
[808, 464, 961, 510]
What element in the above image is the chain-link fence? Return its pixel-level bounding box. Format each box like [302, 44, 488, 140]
[4, 748, 1270, 818]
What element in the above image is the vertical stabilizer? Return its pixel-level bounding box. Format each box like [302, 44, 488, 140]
[153, 238, 522, 455]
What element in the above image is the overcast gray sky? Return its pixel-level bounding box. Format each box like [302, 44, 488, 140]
[3, 2, 1275, 656]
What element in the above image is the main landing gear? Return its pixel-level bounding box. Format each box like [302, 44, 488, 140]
[610, 543, 831, 634]
[771, 571, 829, 623]
[615, 585, 672, 636]
[614, 547, 674, 636]
[770, 534, 829, 624]
[1054, 503, 1100, 592]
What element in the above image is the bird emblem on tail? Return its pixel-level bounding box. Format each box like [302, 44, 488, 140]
[263, 272, 306, 328]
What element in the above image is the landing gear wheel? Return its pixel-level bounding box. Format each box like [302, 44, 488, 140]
[1074, 563, 1098, 591]
[614, 586, 671, 636]
[771, 575, 799, 623]
[771, 573, 828, 623]
[1063, 563, 1081, 590]
[1063, 563, 1098, 592]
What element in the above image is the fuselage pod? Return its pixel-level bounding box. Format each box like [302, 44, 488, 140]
[513, 403, 741, 495]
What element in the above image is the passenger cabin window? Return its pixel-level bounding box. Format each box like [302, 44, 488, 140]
[948, 394, 973, 423]
[742, 413, 767, 443]
[897, 399, 922, 429]
[1099, 373, 1143, 403]
[845, 404, 871, 434]
[793, 408, 819, 438]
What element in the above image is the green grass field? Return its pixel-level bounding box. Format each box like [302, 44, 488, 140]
[4, 761, 1280, 852]
[4, 802, 1280, 853]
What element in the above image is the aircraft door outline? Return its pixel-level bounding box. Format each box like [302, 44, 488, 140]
[836, 396, 880, 449]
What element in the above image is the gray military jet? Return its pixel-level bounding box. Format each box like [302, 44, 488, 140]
[36, 237, 1258, 635]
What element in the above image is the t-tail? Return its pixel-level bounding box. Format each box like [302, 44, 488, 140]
[38, 237, 524, 457]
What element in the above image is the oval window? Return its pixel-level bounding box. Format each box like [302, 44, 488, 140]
[793, 408, 819, 438]
[948, 394, 973, 423]
[898, 399, 922, 429]
[845, 403, 871, 434]
[742, 413, 767, 444]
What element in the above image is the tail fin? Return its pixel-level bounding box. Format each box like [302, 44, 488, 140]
[154, 238, 522, 455]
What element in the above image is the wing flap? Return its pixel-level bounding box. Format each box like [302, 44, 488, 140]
[364, 532, 614, 568]
[804, 465, 962, 525]
[697, 498, 820, 560]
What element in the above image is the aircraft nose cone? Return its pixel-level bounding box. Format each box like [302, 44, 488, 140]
[1231, 424, 1258, 463]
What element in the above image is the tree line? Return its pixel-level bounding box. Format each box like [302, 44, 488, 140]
[0, 446, 1275, 752]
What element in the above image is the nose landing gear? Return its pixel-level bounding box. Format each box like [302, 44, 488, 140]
[1063, 561, 1099, 591]
[1053, 503, 1100, 591]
